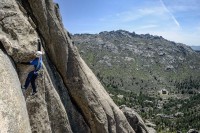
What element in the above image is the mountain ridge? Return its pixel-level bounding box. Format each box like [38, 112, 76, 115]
[73, 29, 200, 96]
[191, 46, 200, 52]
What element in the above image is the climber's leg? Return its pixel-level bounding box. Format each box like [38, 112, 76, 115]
[23, 71, 34, 89]
[31, 72, 38, 94]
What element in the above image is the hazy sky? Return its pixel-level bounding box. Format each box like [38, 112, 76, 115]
[53, 0, 200, 46]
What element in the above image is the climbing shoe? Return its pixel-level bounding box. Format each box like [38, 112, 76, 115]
[21, 86, 26, 94]
[31, 91, 37, 96]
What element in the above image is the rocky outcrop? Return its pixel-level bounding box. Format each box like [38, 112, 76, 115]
[0, 0, 148, 133]
[187, 129, 199, 133]
[120, 105, 153, 133]
[0, 43, 31, 133]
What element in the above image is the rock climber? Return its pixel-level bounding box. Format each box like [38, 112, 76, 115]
[20, 40, 43, 95]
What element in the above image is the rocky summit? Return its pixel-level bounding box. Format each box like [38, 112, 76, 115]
[73, 30, 200, 96]
[0, 1, 151, 133]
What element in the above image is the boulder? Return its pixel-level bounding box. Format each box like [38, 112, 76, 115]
[187, 129, 199, 133]
[120, 105, 152, 133]
[145, 120, 156, 128]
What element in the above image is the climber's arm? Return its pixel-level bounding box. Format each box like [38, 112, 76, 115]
[37, 39, 41, 51]
[18, 58, 38, 65]
[18, 59, 35, 65]
[19, 62, 31, 65]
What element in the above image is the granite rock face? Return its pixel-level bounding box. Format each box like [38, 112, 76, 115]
[120, 105, 151, 133]
[0, 0, 147, 132]
[0, 43, 31, 133]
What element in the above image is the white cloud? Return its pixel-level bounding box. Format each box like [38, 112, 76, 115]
[136, 29, 200, 46]
[160, 0, 181, 28]
[137, 24, 158, 30]
[168, 5, 198, 12]
[96, 1, 200, 46]
[196, 26, 200, 31]
[171, 15, 180, 27]
[162, 0, 200, 12]
[115, 7, 166, 23]
[102, 4, 180, 31]
[115, 11, 143, 22]
[138, 7, 165, 15]
[99, 18, 106, 22]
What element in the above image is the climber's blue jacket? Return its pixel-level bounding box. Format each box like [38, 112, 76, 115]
[30, 57, 42, 72]
[21, 57, 43, 73]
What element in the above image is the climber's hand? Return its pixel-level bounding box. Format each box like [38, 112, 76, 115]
[37, 38, 41, 43]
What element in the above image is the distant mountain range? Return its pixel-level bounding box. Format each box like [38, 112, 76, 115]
[72, 30, 200, 96]
[191, 46, 200, 52]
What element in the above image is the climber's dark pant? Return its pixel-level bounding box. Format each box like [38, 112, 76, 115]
[24, 71, 38, 93]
